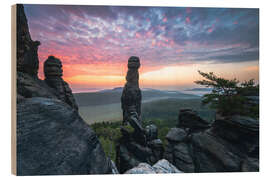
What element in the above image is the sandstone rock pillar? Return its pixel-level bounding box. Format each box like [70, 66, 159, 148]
[17, 4, 40, 77]
[121, 56, 142, 125]
[44, 56, 78, 111]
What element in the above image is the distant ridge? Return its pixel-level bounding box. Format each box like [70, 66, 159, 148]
[185, 88, 212, 91]
[74, 88, 199, 107]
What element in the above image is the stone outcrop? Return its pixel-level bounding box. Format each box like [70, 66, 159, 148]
[116, 57, 163, 173]
[17, 97, 113, 175]
[16, 4, 113, 175]
[164, 109, 259, 172]
[44, 56, 78, 111]
[121, 56, 142, 125]
[16, 4, 40, 77]
[124, 159, 182, 174]
[116, 123, 164, 173]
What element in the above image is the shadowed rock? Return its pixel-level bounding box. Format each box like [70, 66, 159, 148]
[121, 56, 142, 125]
[44, 56, 78, 111]
[116, 123, 164, 173]
[16, 5, 114, 175]
[164, 109, 259, 172]
[17, 97, 113, 175]
[178, 109, 212, 131]
[17, 4, 40, 77]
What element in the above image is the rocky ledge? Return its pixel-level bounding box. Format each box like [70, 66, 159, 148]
[164, 109, 259, 172]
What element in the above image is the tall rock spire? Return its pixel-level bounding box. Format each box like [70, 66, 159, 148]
[121, 56, 142, 125]
[44, 56, 78, 111]
[16, 4, 40, 77]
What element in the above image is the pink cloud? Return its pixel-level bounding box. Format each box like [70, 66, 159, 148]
[185, 17, 190, 24]
[163, 17, 167, 22]
[186, 7, 192, 14]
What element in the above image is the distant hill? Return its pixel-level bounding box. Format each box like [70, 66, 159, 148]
[185, 88, 212, 91]
[74, 88, 199, 107]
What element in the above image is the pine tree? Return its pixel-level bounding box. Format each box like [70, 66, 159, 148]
[195, 71, 259, 118]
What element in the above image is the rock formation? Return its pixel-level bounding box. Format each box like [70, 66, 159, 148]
[164, 109, 259, 172]
[17, 97, 113, 175]
[16, 4, 40, 77]
[116, 57, 163, 173]
[16, 4, 113, 175]
[44, 56, 78, 111]
[116, 123, 164, 173]
[124, 159, 182, 174]
[121, 56, 142, 125]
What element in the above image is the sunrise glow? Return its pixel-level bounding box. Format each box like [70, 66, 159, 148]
[24, 5, 259, 92]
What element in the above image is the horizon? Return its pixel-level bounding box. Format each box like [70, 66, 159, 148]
[24, 5, 259, 92]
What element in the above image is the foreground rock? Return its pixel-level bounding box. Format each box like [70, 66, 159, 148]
[125, 159, 182, 174]
[16, 5, 114, 175]
[116, 123, 164, 173]
[164, 109, 259, 172]
[17, 97, 113, 175]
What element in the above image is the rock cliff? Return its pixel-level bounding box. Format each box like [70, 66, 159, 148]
[16, 4, 113, 175]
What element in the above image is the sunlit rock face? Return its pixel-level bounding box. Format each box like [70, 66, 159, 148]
[44, 56, 78, 111]
[121, 56, 142, 125]
[124, 159, 182, 174]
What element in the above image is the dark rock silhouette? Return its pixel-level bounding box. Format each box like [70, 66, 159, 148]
[121, 56, 142, 125]
[178, 109, 212, 131]
[116, 124, 164, 173]
[16, 4, 40, 77]
[44, 56, 78, 111]
[16, 4, 113, 175]
[164, 109, 259, 172]
[116, 57, 163, 173]
[17, 97, 113, 175]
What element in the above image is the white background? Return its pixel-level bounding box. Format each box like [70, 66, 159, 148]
[1, 0, 269, 179]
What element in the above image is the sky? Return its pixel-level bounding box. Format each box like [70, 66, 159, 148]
[24, 4, 259, 92]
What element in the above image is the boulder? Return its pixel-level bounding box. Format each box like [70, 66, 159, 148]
[164, 141, 195, 172]
[17, 97, 113, 175]
[116, 124, 164, 173]
[166, 128, 187, 142]
[125, 159, 182, 174]
[152, 159, 183, 173]
[164, 110, 259, 173]
[178, 109, 212, 130]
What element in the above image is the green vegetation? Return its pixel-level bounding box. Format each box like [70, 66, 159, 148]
[91, 98, 215, 161]
[195, 71, 259, 118]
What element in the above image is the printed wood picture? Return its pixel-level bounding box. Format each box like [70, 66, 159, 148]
[11, 4, 259, 175]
